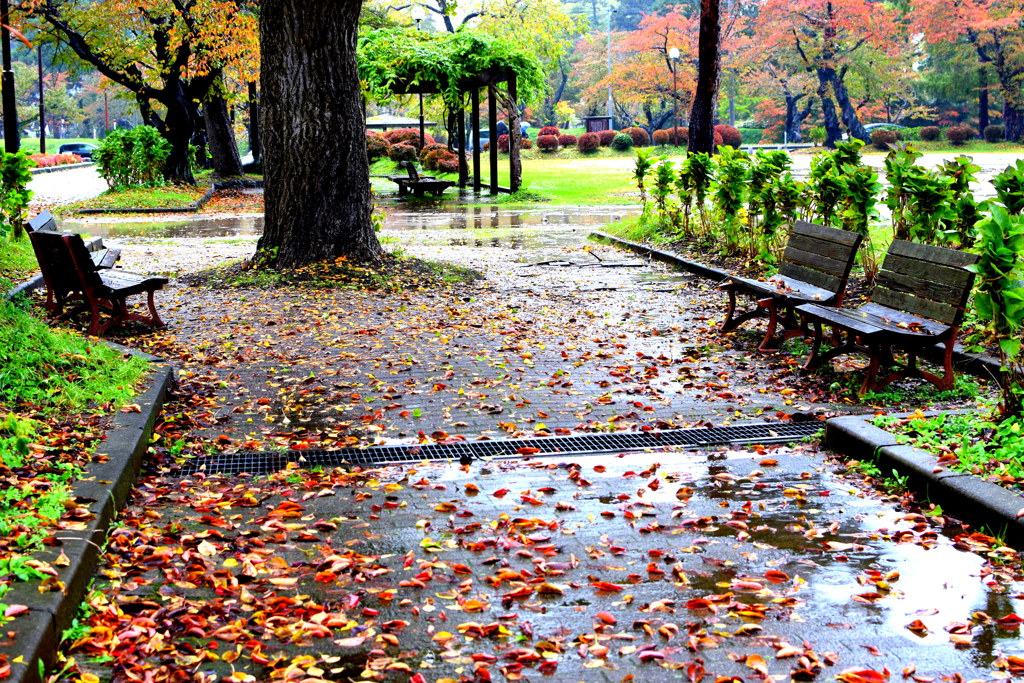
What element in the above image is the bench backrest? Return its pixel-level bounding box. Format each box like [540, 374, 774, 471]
[404, 162, 421, 181]
[24, 210, 57, 233]
[28, 229, 82, 299]
[873, 240, 979, 326]
[778, 221, 864, 294]
[61, 233, 105, 293]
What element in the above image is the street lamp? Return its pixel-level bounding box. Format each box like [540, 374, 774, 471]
[606, 7, 616, 125]
[668, 47, 680, 147]
[411, 4, 426, 152]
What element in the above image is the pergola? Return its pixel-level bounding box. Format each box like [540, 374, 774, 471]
[358, 29, 542, 197]
[385, 68, 521, 194]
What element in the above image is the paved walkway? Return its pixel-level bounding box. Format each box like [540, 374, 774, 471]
[44, 205, 1023, 682]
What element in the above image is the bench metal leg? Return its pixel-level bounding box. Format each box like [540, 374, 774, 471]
[868, 336, 957, 393]
[719, 285, 764, 332]
[756, 300, 807, 353]
[803, 322, 862, 372]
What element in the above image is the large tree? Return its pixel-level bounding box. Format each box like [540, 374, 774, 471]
[256, 0, 382, 268]
[687, 0, 721, 152]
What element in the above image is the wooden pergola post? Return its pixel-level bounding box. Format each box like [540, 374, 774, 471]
[471, 87, 481, 193]
[488, 84, 498, 195]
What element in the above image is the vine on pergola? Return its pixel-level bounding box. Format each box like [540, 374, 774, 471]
[358, 28, 545, 109]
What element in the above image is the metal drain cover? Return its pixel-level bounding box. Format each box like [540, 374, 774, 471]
[172, 421, 823, 476]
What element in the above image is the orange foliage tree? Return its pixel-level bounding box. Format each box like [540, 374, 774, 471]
[25, 0, 259, 182]
[909, 0, 1024, 140]
[755, 0, 904, 147]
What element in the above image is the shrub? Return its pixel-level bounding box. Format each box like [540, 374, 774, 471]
[94, 125, 170, 189]
[366, 132, 391, 162]
[497, 134, 510, 152]
[668, 126, 688, 146]
[598, 129, 618, 146]
[537, 134, 559, 152]
[611, 133, 633, 151]
[437, 157, 460, 174]
[652, 129, 670, 146]
[622, 126, 650, 147]
[382, 127, 435, 147]
[538, 126, 560, 137]
[870, 129, 899, 150]
[419, 142, 448, 164]
[946, 125, 973, 146]
[577, 132, 600, 154]
[713, 130, 724, 147]
[30, 153, 83, 168]
[985, 125, 1006, 143]
[423, 148, 449, 171]
[920, 126, 941, 141]
[557, 134, 577, 148]
[388, 143, 418, 163]
[521, 138, 533, 149]
[714, 124, 743, 148]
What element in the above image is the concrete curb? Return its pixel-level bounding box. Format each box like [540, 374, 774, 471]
[0, 361, 173, 683]
[591, 230, 1004, 382]
[825, 414, 1024, 546]
[29, 162, 94, 175]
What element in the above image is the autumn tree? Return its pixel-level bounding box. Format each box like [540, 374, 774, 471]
[909, 0, 1024, 140]
[257, 0, 381, 268]
[687, 0, 720, 152]
[25, 0, 258, 182]
[756, 0, 903, 147]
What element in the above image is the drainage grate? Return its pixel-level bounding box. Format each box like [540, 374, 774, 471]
[172, 421, 823, 476]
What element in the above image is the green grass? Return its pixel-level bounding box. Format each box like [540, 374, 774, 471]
[0, 234, 37, 291]
[66, 184, 210, 212]
[0, 299, 147, 411]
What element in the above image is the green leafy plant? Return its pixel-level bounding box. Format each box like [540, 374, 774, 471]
[0, 152, 33, 241]
[633, 148, 654, 209]
[939, 156, 982, 248]
[93, 126, 171, 190]
[651, 159, 678, 229]
[804, 147, 844, 227]
[993, 160, 1024, 215]
[678, 152, 715, 238]
[971, 204, 1024, 419]
[711, 147, 749, 256]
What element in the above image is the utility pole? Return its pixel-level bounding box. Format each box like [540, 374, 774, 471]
[1, 0, 19, 152]
[606, 6, 614, 124]
[37, 45, 44, 154]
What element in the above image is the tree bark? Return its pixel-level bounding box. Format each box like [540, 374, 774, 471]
[257, 0, 382, 268]
[687, 0, 720, 154]
[784, 93, 807, 143]
[818, 80, 842, 148]
[205, 89, 244, 176]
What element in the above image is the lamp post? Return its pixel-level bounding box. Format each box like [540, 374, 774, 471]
[606, 6, 615, 125]
[668, 47, 680, 147]
[411, 4, 426, 152]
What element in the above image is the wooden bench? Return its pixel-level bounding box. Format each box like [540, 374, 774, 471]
[28, 230, 168, 336]
[387, 162, 456, 198]
[796, 240, 978, 395]
[25, 210, 120, 269]
[719, 221, 863, 351]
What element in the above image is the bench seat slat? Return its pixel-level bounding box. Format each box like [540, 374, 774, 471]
[724, 274, 836, 303]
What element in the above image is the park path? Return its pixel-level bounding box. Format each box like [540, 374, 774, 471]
[28, 164, 106, 207]
[48, 202, 1024, 682]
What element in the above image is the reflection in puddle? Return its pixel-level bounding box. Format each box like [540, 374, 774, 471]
[63, 215, 265, 239]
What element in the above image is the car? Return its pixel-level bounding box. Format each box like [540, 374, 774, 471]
[862, 123, 906, 131]
[58, 142, 98, 159]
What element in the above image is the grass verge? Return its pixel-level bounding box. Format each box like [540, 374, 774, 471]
[65, 184, 210, 212]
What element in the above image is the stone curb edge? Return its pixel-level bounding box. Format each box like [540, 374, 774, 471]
[825, 414, 1024, 547]
[589, 231, 1003, 381]
[29, 162, 94, 175]
[0, 360, 174, 683]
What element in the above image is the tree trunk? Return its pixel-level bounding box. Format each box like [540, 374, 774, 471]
[978, 67, 989, 136]
[818, 80, 842, 148]
[162, 86, 198, 184]
[1005, 102, 1024, 142]
[257, 0, 381, 268]
[827, 68, 868, 142]
[687, 0, 720, 154]
[248, 81, 261, 162]
[205, 89, 244, 176]
[784, 93, 806, 143]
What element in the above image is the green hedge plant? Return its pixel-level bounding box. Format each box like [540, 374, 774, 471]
[94, 126, 171, 190]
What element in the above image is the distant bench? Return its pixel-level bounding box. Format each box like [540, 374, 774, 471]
[386, 162, 456, 198]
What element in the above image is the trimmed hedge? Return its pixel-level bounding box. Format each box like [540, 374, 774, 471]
[557, 134, 577, 147]
[870, 129, 899, 150]
[537, 134, 559, 152]
[945, 125, 973, 145]
[577, 132, 600, 154]
[611, 132, 633, 151]
[714, 124, 742, 148]
[652, 129, 669, 146]
[538, 126, 561, 137]
[598, 129, 618, 146]
[920, 126, 941, 141]
[389, 143, 418, 163]
[366, 132, 391, 162]
[621, 126, 650, 147]
[984, 125, 1005, 143]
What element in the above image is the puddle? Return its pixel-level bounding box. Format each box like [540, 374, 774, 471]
[63, 215, 265, 239]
